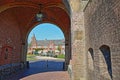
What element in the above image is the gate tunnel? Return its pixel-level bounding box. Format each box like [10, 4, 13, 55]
[0, 0, 71, 78]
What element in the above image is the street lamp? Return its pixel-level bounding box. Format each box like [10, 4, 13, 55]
[36, 4, 45, 22]
[36, 13, 44, 21]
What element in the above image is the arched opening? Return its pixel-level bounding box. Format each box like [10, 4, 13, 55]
[26, 23, 65, 72]
[88, 48, 94, 60]
[0, 0, 71, 79]
[99, 45, 112, 79]
[88, 48, 94, 80]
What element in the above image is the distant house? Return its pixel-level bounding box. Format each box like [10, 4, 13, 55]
[27, 34, 65, 55]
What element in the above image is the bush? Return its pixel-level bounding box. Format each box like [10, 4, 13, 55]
[56, 54, 65, 59]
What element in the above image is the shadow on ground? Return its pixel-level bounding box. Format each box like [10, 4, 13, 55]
[8, 60, 65, 80]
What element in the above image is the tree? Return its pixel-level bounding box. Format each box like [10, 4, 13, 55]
[57, 45, 61, 54]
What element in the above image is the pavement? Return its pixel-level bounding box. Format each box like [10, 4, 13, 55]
[35, 56, 65, 61]
[21, 71, 69, 80]
[8, 57, 70, 80]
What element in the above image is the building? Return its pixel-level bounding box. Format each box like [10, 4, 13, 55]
[28, 34, 65, 55]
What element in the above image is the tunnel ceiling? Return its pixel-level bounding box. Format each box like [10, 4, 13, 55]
[0, 0, 70, 39]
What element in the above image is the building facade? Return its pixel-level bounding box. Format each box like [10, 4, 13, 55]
[28, 34, 65, 56]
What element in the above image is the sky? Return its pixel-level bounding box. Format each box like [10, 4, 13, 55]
[28, 23, 64, 43]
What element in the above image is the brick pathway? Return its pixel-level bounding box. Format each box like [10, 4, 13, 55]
[20, 71, 70, 80]
[8, 59, 70, 80]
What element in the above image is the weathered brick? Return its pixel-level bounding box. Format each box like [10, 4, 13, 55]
[0, 9, 21, 65]
[84, 0, 120, 80]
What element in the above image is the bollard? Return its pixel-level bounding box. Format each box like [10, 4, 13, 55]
[26, 61, 29, 69]
[63, 62, 65, 70]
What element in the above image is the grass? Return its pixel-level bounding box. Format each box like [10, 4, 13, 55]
[27, 54, 37, 61]
[57, 54, 65, 59]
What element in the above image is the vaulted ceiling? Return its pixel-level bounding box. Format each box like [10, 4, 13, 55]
[0, 0, 70, 40]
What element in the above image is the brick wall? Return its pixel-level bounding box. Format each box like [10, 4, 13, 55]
[0, 9, 21, 65]
[71, 11, 86, 80]
[84, 0, 120, 80]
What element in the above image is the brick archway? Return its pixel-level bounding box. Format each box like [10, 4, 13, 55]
[26, 22, 70, 70]
[0, 0, 71, 76]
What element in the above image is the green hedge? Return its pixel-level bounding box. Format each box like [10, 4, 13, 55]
[57, 54, 65, 59]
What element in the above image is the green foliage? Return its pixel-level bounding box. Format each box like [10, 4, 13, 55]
[34, 48, 44, 51]
[28, 42, 32, 47]
[57, 54, 65, 59]
[57, 46, 61, 52]
[27, 54, 37, 61]
[34, 48, 44, 55]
